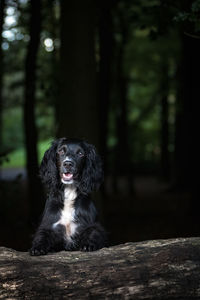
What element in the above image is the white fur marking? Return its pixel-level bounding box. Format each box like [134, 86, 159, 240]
[61, 178, 74, 185]
[52, 186, 77, 240]
[63, 156, 71, 162]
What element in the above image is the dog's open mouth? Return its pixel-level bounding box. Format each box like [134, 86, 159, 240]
[62, 172, 73, 182]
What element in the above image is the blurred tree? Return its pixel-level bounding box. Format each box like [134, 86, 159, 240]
[108, 1, 135, 194]
[173, 0, 200, 213]
[36, 0, 60, 141]
[98, 0, 114, 166]
[115, 5, 133, 193]
[160, 58, 170, 180]
[0, 0, 5, 151]
[1, 0, 29, 151]
[58, 0, 98, 146]
[175, 32, 200, 211]
[23, 0, 43, 221]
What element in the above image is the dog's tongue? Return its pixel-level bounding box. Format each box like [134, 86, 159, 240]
[63, 173, 73, 181]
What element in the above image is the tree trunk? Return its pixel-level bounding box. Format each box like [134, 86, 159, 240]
[174, 32, 199, 214]
[45, 0, 59, 126]
[160, 60, 170, 180]
[58, 0, 98, 146]
[23, 0, 43, 222]
[98, 0, 113, 168]
[116, 16, 129, 174]
[113, 11, 133, 195]
[1, 237, 200, 299]
[0, 0, 5, 149]
[173, 0, 199, 217]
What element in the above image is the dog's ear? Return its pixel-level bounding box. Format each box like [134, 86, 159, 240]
[39, 141, 59, 190]
[80, 142, 103, 194]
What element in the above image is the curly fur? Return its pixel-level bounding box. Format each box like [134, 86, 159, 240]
[30, 138, 107, 255]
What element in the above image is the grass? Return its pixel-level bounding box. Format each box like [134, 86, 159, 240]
[2, 139, 53, 168]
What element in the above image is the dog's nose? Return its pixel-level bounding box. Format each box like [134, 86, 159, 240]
[63, 160, 74, 168]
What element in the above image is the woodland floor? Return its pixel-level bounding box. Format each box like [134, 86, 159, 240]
[0, 168, 198, 252]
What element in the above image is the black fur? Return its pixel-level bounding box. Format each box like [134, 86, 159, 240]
[30, 138, 107, 255]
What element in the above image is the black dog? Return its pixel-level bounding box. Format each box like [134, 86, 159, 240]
[30, 138, 107, 255]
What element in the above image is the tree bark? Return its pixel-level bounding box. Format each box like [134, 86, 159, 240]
[58, 0, 98, 146]
[23, 0, 43, 222]
[0, 238, 200, 299]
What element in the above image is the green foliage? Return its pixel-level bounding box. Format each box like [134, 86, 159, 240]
[174, 0, 200, 33]
[38, 139, 53, 162]
[2, 139, 53, 168]
[2, 107, 24, 150]
[2, 146, 25, 168]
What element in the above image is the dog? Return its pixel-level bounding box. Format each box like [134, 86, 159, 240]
[30, 138, 107, 255]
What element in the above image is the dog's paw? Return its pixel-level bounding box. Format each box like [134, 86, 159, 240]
[79, 224, 107, 252]
[80, 242, 99, 252]
[64, 243, 76, 251]
[29, 246, 48, 256]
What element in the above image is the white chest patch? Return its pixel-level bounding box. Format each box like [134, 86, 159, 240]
[53, 186, 77, 240]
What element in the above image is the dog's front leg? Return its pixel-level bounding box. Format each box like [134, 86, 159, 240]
[79, 223, 107, 251]
[30, 227, 55, 255]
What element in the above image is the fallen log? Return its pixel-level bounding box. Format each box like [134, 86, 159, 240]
[0, 237, 200, 299]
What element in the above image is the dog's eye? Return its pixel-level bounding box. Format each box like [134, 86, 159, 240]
[77, 150, 84, 157]
[58, 149, 65, 156]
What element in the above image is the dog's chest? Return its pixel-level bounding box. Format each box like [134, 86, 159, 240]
[53, 187, 77, 239]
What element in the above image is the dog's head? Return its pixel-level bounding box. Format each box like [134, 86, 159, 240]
[40, 138, 103, 194]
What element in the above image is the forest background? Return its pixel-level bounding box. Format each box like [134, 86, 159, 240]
[0, 0, 199, 250]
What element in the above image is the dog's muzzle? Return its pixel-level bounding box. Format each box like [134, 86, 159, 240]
[61, 159, 76, 184]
